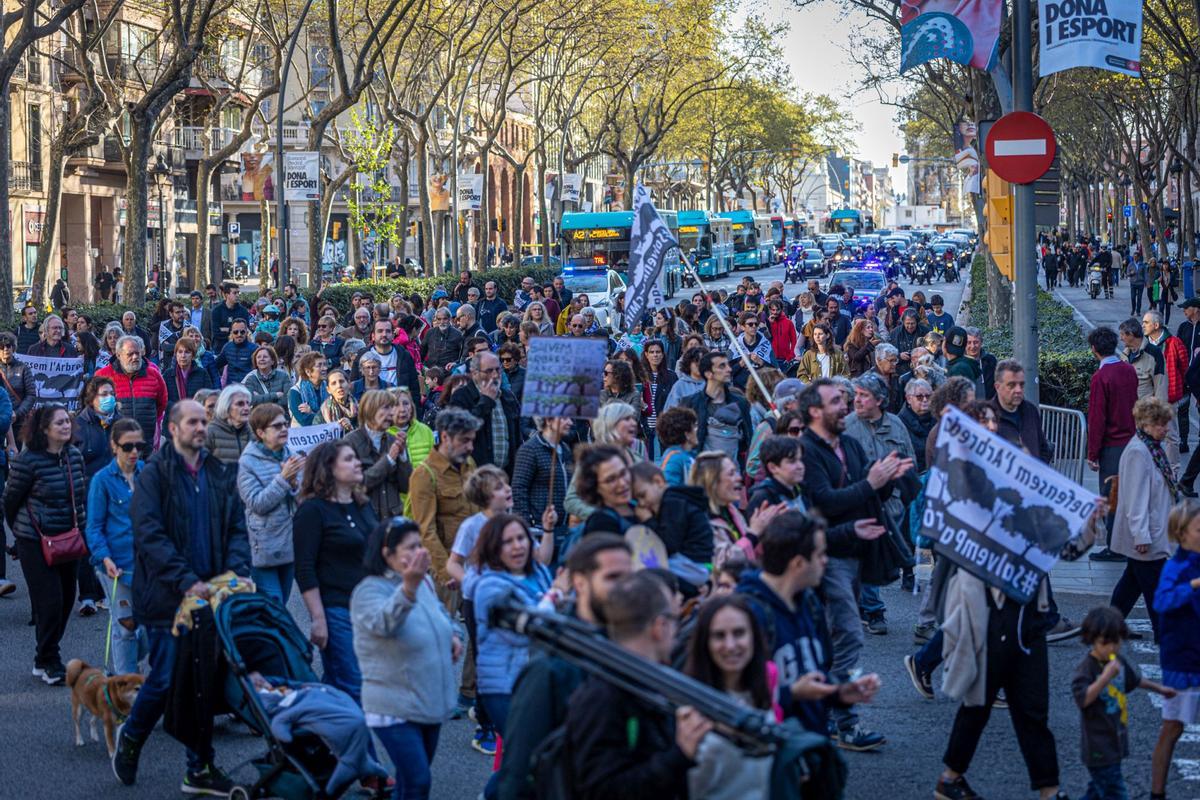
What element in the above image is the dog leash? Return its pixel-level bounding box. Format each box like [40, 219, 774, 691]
[104, 573, 117, 674]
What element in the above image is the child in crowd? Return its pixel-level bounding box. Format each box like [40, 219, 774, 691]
[1071, 606, 1175, 800]
[1150, 499, 1200, 800]
[423, 366, 446, 406]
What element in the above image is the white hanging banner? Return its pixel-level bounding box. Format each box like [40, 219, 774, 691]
[562, 174, 583, 204]
[456, 172, 483, 211]
[1038, 0, 1143, 78]
[282, 151, 320, 202]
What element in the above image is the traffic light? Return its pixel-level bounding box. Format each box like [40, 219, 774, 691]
[332, 221, 341, 240]
[892, 153, 899, 168]
[983, 169, 1013, 280]
[1106, 212, 1113, 223]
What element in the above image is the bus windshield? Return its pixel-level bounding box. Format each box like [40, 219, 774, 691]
[677, 227, 712, 259]
[731, 225, 756, 253]
[771, 219, 784, 245]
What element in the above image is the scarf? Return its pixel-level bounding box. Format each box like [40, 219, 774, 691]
[322, 394, 358, 424]
[1138, 429, 1179, 501]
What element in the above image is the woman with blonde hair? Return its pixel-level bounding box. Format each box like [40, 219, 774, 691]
[689, 451, 781, 569]
[522, 301, 554, 336]
[563, 402, 645, 521]
[343, 389, 411, 519]
[1109, 395, 1177, 642]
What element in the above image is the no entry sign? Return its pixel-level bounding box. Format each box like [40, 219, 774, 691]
[985, 112, 1057, 185]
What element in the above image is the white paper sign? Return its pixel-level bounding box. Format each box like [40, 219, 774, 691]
[287, 422, 343, 455]
[457, 172, 483, 211]
[519, 337, 608, 419]
[1038, 0, 1144, 77]
[562, 174, 582, 204]
[283, 151, 321, 202]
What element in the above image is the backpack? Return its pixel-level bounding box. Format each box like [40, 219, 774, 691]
[529, 723, 574, 800]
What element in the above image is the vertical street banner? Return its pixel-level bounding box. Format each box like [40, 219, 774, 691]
[562, 174, 583, 204]
[287, 422, 343, 455]
[922, 406, 1100, 603]
[953, 119, 982, 195]
[16, 355, 86, 410]
[283, 152, 321, 202]
[1038, 0, 1143, 77]
[457, 172, 484, 211]
[623, 184, 679, 328]
[240, 152, 274, 202]
[899, 0, 1003, 73]
[519, 337, 608, 419]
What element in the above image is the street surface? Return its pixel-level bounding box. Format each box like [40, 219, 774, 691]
[1, 265, 1195, 799]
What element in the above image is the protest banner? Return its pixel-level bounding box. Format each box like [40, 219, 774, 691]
[623, 184, 679, 328]
[519, 337, 607, 419]
[922, 406, 1100, 603]
[16, 355, 85, 410]
[287, 422, 343, 455]
[1038, 0, 1143, 77]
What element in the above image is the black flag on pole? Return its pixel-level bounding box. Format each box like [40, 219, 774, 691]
[623, 184, 678, 329]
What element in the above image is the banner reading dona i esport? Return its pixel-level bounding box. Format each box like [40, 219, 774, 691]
[1038, 0, 1143, 77]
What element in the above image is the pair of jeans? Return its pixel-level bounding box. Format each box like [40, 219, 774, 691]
[320, 605, 362, 703]
[77, 558, 104, 603]
[479, 693, 513, 800]
[914, 628, 945, 675]
[858, 584, 885, 617]
[821, 556, 864, 731]
[123, 626, 211, 772]
[96, 570, 147, 675]
[1179, 397, 1192, 452]
[373, 721, 441, 800]
[1130, 284, 1144, 316]
[1110, 557, 1167, 642]
[460, 599, 493, 728]
[1098, 444, 1125, 545]
[1082, 762, 1128, 800]
[16, 537, 76, 669]
[942, 599, 1059, 791]
[252, 563, 295, 606]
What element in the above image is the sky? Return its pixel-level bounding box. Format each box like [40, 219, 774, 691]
[746, 0, 909, 193]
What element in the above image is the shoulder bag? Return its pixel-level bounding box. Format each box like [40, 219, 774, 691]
[30, 456, 86, 566]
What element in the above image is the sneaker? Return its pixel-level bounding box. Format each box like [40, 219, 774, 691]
[1089, 548, 1126, 562]
[181, 764, 234, 796]
[78, 599, 97, 617]
[33, 664, 65, 685]
[993, 689, 1008, 709]
[901, 571, 915, 593]
[0, 578, 15, 597]
[111, 723, 143, 786]
[450, 694, 473, 720]
[359, 775, 395, 793]
[472, 727, 497, 756]
[833, 725, 885, 752]
[935, 775, 984, 800]
[96, 598, 109, 611]
[865, 613, 888, 636]
[1046, 617, 1082, 643]
[904, 655, 934, 700]
[468, 704, 478, 724]
[913, 622, 937, 645]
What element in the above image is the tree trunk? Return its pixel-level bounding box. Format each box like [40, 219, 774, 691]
[536, 157, 550, 264]
[259, 196, 271, 294]
[33, 138, 68, 306]
[623, 163, 637, 211]
[396, 146, 410, 264]
[193, 160, 215, 291]
[416, 131, 433, 273]
[307, 196, 324, 290]
[511, 162, 526, 259]
[478, 147, 490, 270]
[122, 122, 155, 307]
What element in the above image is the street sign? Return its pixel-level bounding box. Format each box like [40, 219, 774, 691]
[1123, 205, 1132, 218]
[984, 112, 1057, 185]
[228, 221, 240, 236]
[1140, 202, 1149, 212]
[899, 155, 911, 164]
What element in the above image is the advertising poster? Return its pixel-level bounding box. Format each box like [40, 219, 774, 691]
[1038, 0, 1143, 77]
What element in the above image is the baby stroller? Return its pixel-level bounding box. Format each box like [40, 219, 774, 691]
[214, 593, 385, 800]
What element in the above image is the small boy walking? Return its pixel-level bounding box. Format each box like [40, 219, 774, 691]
[1071, 606, 1177, 800]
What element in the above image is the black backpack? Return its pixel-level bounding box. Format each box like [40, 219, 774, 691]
[528, 721, 574, 800]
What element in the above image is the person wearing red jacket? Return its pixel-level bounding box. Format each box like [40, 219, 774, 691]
[766, 299, 797, 365]
[1144, 309, 1188, 470]
[96, 335, 168, 456]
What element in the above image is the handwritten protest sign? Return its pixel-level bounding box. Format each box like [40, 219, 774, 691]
[922, 406, 1100, 603]
[16, 355, 85, 410]
[519, 337, 607, 419]
[287, 422, 343, 455]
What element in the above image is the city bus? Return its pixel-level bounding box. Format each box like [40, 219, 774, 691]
[770, 214, 794, 259]
[828, 208, 865, 236]
[677, 210, 734, 278]
[559, 210, 681, 300]
[717, 210, 774, 269]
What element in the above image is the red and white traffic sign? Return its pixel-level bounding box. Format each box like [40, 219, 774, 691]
[985, 112, 1057, 185]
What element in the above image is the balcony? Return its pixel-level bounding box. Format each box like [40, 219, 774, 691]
[53, 48, 87, 85]
[336, 184, 404, 203]
[173, 126, 239, 158]
[264, 123, 312, 148]
[106, 53, 165, 83]
[12, 161, 44, 193]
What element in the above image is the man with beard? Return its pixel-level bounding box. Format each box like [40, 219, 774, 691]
[495, 535, 634, 800]
[798, 377, 911, 752]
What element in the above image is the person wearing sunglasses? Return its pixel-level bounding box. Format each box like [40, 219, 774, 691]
[898, 378, 935, 473]
[84, 417, 148, 675]
[237, 403, 305, 606]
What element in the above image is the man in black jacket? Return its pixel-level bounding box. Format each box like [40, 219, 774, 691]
[798, 377, 911, 752]
[565, 571, 713, 800]
[112, 400, 250, 795]
[496, 535, 633, 800]
[684, 352, 753, 464]
[13, 304, 40, 354]
[449, 351, 522, 476]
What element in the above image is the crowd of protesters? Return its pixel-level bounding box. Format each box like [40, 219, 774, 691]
[0, 265, 1198, 800]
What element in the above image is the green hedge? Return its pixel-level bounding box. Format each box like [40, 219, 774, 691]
[966, 253, 1093, 411]
[312, 265, 563, 316]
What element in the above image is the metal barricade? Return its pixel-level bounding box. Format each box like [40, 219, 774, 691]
[1040, 404, 1087, 485]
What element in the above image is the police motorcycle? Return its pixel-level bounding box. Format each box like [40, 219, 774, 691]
[1088, 260, 1104, 299]
[784, 245, 804, 284]
[910, 246, 933, 285]
[941, 248, 960, 282]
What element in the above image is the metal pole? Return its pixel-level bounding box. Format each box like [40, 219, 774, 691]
[277, 0, 319, 290]
[1012, 0, 1039, 398]
[158, 182, 166, 296]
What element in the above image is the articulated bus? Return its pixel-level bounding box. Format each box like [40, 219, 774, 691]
[559, 211, 681, 300]
[717, 210, 775, 269]
[677, 210, 734, 278]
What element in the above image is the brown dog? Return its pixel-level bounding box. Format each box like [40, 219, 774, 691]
[66, 659, 144, 756]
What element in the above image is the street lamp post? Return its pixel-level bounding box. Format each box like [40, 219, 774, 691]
[153, 155, 171, 297]
[276, 0, 320, 291]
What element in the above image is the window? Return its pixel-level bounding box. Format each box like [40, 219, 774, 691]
[26, 104, 43, 190]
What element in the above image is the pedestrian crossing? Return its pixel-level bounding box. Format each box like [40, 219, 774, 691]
[1126, 617, 1200, 780]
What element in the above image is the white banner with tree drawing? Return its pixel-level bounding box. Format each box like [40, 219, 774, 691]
[519, 337, 607, 419]
[921, 406, 1100, 603]
[16, 355, 86, 411]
